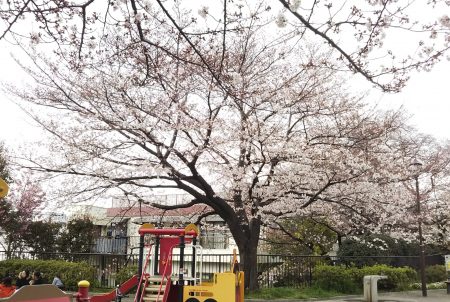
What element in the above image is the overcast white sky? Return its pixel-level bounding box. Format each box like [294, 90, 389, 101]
[371, 59, 450, 141]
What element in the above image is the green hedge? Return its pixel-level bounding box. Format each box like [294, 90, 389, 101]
[0, 259, 99, 290]
[425, 265, 447, 282]
[115, 264, 138, 285]
[313, 264, 417, 293]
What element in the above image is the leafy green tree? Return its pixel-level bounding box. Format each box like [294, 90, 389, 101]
[336, 234, 447, 267]
[0, 200, 21, 257]
[0, 142, 12, 223]
[0, 143, 11, 183]
[267, 217, 337, 255]
[58, 217, 95, 255]
[22, 220, 62, 257]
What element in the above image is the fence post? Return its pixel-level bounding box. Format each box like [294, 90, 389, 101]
[100, 254, 106, 287]
[308, 257, 312, 287]
[267, 255, 270, 288]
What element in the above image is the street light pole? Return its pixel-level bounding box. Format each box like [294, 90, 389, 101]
[413, 164, 427, 297]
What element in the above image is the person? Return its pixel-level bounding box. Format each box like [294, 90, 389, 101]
[115, 284, 123, 302]
[0, 277, 16, 298]
[15, 271, 29, 289]
[52, 274, 64, 289]
[29, 272, 43, 285]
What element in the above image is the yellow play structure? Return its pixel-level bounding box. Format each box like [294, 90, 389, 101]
[134, 223, 244, 302]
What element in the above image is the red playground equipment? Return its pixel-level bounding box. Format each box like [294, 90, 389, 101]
[133, 223, 244, 302]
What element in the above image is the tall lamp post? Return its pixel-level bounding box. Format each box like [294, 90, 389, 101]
[411, 160, 427, 297]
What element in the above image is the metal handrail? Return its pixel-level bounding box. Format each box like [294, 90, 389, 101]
[185, 244, 203, 285]
[134, 244, 153, 302]
[156, 243, 178, 302]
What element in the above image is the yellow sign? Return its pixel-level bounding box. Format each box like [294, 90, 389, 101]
[140, 223, 155, 230]
[185, 223, 199, 235]
[0, 178, 9, 198]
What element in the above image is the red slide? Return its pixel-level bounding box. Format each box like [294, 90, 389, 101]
[91, 275, 139, 302]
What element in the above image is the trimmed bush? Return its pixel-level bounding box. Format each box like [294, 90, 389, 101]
[313, 264, 417, 293]
[411, 281, 446, 289]
[313, 265, 359, 293]
[115, 264, 138, 285]
[358, 265, 417, 290]
[425, 265, 447, 282]
[0, 259, 98, 290]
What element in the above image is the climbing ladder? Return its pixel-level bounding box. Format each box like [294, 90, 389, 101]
[136, 244, 173, 302]
[141, 275, 169, 302]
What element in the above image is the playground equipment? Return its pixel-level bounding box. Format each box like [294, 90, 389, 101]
[0, 284, 72, 302]
[90, 276, 139, 302]
[133, 223, 244, 302]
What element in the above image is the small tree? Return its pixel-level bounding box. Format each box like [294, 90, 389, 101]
[0, 142, 12, 223]
[336, 233, 447, 268]
[0, 143, 11, 183]
[266, 217, 337, 256]
[0, 174, 46, 258]
[58, 217, 96, 256]
[22, 220, 62, 258]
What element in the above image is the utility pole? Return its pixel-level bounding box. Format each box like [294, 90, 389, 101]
[412, 160, 427, 297]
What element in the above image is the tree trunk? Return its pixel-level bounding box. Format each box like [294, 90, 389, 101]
[233, 219, 261, 291]
[6, 237, 12, 260]
[210, 195, 262, 290]
[240, 237, 259, 290]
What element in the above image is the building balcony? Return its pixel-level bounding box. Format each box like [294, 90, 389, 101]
[91, 236, 128, 254]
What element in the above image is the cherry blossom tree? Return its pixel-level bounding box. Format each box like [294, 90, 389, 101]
[0, 1, 449, 91]
[0, 174, 46, 258]
[2, 0, 450, 289]
[400, 134, 450, 249]
[9, 38, 427, 289]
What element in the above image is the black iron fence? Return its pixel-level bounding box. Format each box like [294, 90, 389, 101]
[254, 254, 445, 288]
[0, 250, 445, 289]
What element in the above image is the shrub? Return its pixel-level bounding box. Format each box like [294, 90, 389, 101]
[313, 264, 417, 293]
[358, 265, 417, 291]
[411, 281, 446, 289]
[425, 265, 447, 283]
[0, 259, 98, 290]
[115, 264, 138, 285]
[313, 265, 359, 293]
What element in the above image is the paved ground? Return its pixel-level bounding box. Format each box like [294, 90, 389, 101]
[248, 289, 449, 302]
[119, 289, 449, 302]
